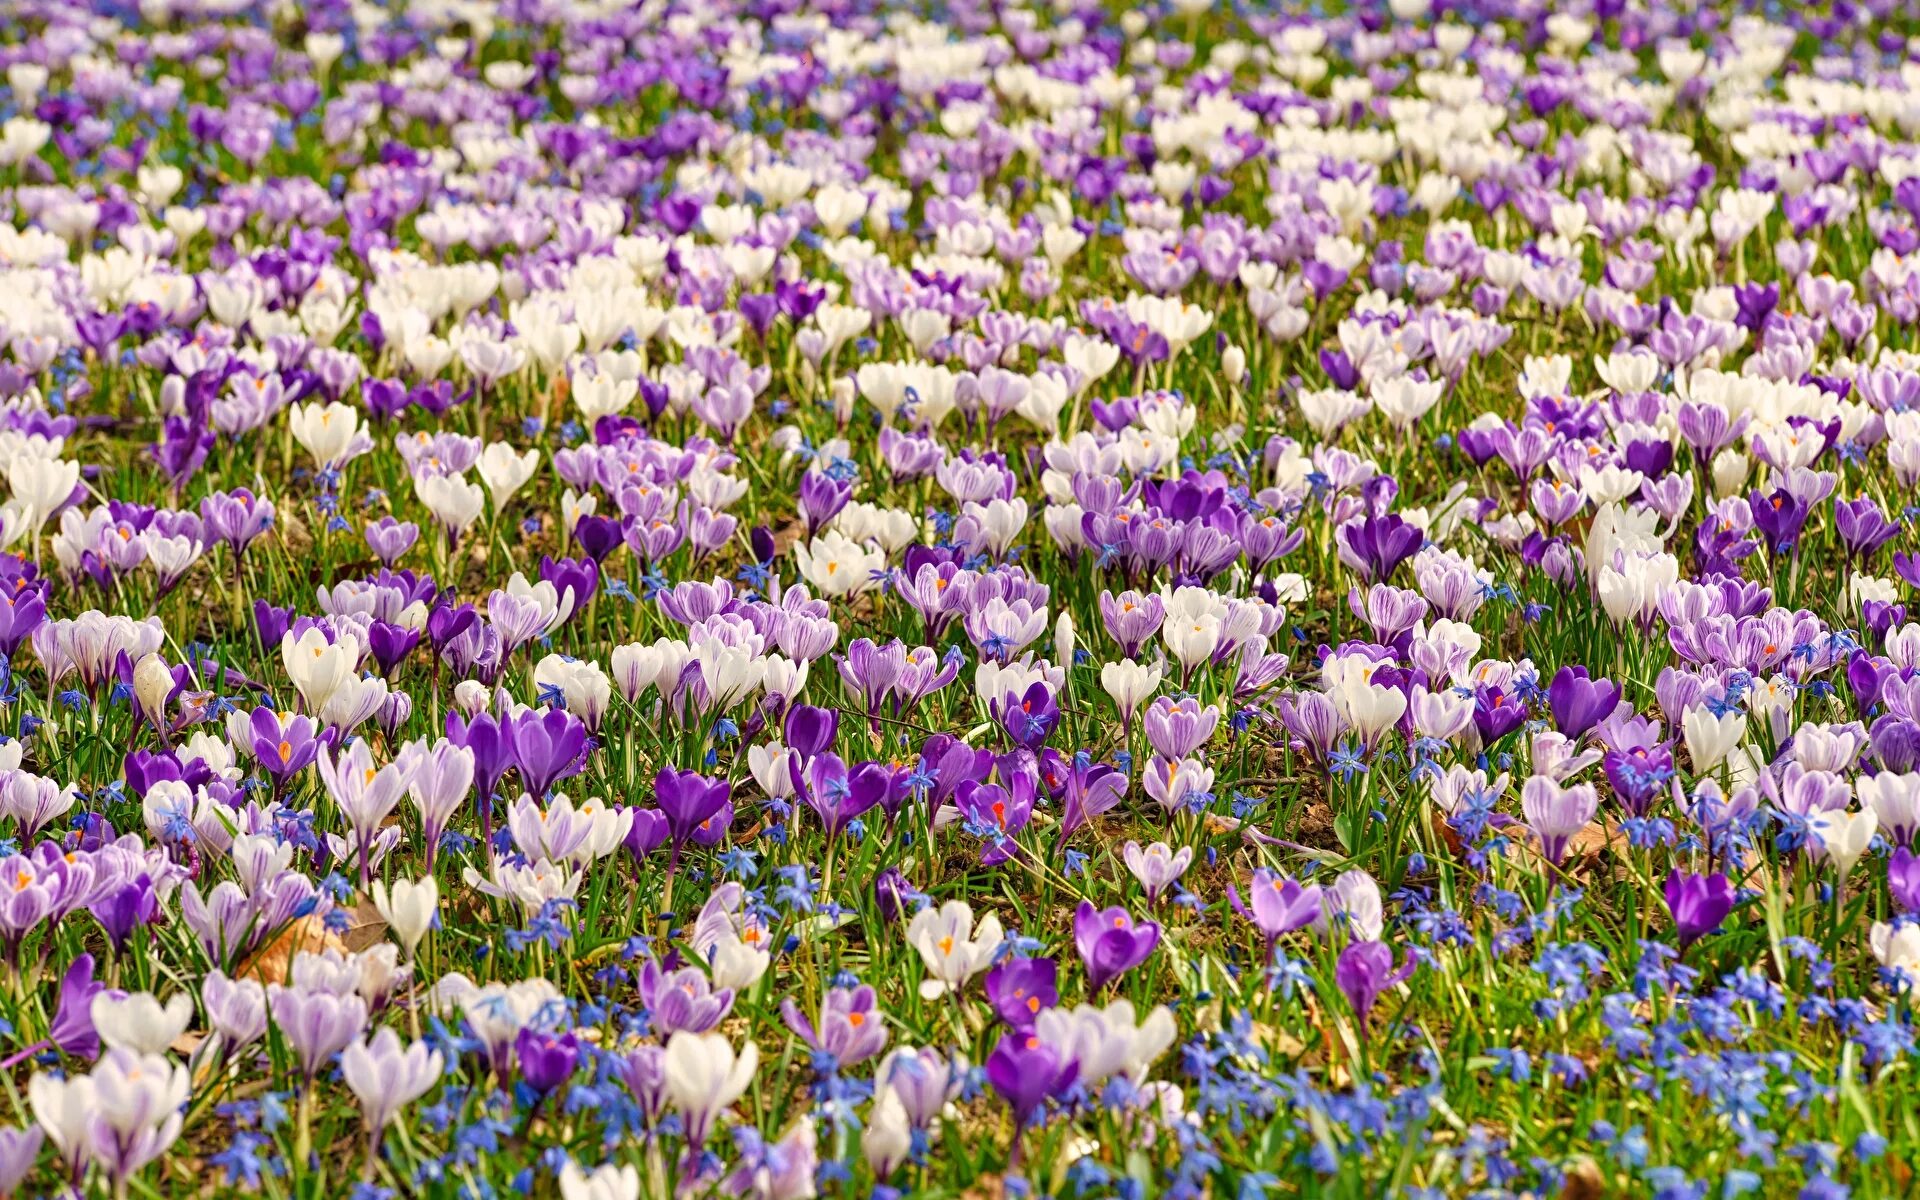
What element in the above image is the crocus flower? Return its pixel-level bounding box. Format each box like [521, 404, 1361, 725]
[1073, 900, 1161, 992]
[790, 752, 888, 840]
[342, 1028, 443, 1137]
[515, 1027, 579, 1094]
[507, 706, 588, 800]
[1893, 848, 1920, 912]
[984, 956, 1058, 1031]
[1227, 870, 1323, 961]
[1522, 776, 1599, 868]
[1547, 665, 1623, 740]
[985, 1033, 1078, 1126]
[1123, 841, 1194, 905]
[662, 1031, 757, 1149]
[1663, 869, 1735, 949]
[1335, 940, 1415, 1029]
[638, 960, 734, 1035]
[651, 766, 732, 854]
[268, 985, 368, 1080]
[781, 985, 888, 1067]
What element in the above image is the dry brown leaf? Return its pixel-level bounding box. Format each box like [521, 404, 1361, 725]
[1559, 1159, 1606, 1200]
[960, 1172, 1006, 1200]
[235, 916, 348, 985]
[339, 899, 389, 952]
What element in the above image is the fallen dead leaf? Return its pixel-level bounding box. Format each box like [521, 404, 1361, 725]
[1559, 1159, 1606, 1200]
[339, 899, 389, 953]
[236, 916, 349, 986]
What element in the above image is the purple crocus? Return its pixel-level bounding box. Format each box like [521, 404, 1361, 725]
[1059, 757, 1127, 840]
[1835, 496, 1900, 562]
[1335, 939, 1415, 1029]
[993, 682, 1060, 752]
[985, 1033, 1078, 1127]
[248, 707, 323, 781]
[1663, 869, 1734, 949]
[507, 706, 588, 800]
[652, 766, 732, 853]
[515, 1027, 579, 1093]
[1336, 513, 1424, 583]
[1546, 666, 1622, 741]
[984, 956, 1058, 1031]
[49, 953, 103, 1060]
[784, 704, 839, 761]
[790, 752, 889, 840]
[797, 470, 853, 536]
[1072, 900, 1161, 992]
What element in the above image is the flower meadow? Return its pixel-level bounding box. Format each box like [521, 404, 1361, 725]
[13, 1, 1920, 1198]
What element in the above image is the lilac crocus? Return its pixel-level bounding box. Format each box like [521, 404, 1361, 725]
[1123, 841, 1194, 906]
[1142, 696, 1219, 759]
[639, 960, 734, 1035]
[268, 986, 369, 1079]
[199, 488, 276, 557]
[1072, 900, 1161, 992]
[363, 516, 420, 565]
[781, 985, 888, 1067]
[1059, 757, 1127, 840]
[1522, 777, 1599, 868]
[1227, 870, 1323, 960]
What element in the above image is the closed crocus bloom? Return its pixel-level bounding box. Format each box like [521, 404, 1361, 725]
[1871, 920, 1920, 984]
[370, 876, 439, 959]
[84, 1047, 191, 1187]
[1123, 840, 1193, 905]
[1521, 776, 1599, 868]
[478, 442, 540, 511]
[1859, 772, 1920, 848]
[1682, 705, 1746, 773]
[560, 1161, 641, 1200]
[28, 1070, 93, 1174]
[1073, 900, 1161, 992]
[415, 473, 486, 543]
[342, 1027, 443, 1134]
[1663, 870, 1734, 949]
[663, 1031, 758, 1148]
[288, 400, 364, 468]
[863, 1087, 913, 1180]
[1100, 660, 1163, 734]
[90, 990, 194, 1056]
[1809, 808, 1878, 883]
[202, 970, 268, 1052]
